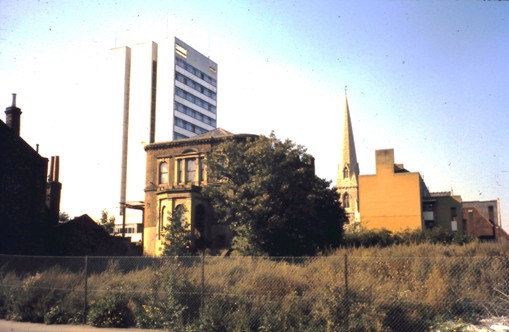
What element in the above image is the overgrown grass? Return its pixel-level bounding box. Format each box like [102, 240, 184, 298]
[0, 241, 508, 331]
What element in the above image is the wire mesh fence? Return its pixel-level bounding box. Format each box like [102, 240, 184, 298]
[0, 253, 508, 331]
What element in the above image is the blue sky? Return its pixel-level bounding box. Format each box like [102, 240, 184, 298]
[1, 0, 508, 228]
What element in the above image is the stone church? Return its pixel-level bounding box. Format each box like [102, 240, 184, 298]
[336, 95, 360, 224]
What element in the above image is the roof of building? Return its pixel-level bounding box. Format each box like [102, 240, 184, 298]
[0, 119, 46, 162]
[430, 191, 453, 197]
[188, 128, 233, 140]
[394, 163, 409, 173]
[463, 199, 499, 204]
[145, 128, 257, 151]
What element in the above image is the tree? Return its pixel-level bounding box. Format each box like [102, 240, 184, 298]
[162, 205, 192, 256]
[59, 211, 71, 223]
[99, 209, 115, 234]
[203, 133, 346, 256]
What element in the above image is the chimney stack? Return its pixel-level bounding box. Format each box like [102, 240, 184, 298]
[46, 156, 62, 224]
[5, 93, 22, 135]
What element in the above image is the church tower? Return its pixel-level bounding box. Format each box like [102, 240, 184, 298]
[336, 92, 360, 223]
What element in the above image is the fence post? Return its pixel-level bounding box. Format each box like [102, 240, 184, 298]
[344, 254, 350, 331]
[200, 251, 205, 317]
[83, 256, 88, 325]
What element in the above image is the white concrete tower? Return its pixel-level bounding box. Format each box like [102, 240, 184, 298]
[111, 37, 218, 235]
[336, 91, 360, 223]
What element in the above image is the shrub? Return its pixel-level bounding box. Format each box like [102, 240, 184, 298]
[342, 226, 475, 248]
[342, 228, 395, 248]
[4, 267, 82, 323]
[382, 303, 430, 332]
[0, 272, 21, 320]
[87, 283, 135, 328]
[198, 295, 242, 332]
[44, 303, 84, 325]
[133, 264, 192, 330]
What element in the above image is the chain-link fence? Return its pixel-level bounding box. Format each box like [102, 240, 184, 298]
[0, 253, 508, 331]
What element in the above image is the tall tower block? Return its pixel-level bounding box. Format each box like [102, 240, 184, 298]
[111, 37, 218, 238]
[336, 93, 360, 223]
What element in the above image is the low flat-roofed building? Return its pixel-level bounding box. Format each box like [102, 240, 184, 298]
[423, 192, 465, 234]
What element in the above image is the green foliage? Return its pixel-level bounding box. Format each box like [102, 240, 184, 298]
[203, 132, 346, 256]
[13, 276, 54, 322]
[98, 209, 115, 234]
[342, 227, 395, 248]
[342, 226, 475, 248]
[0, 272, 18, 319]
[43, 304, 84, 325]
[162, 206, 193, 256]
[88, 283, 135, 328]
[197, 296, 237, 332]
[423, 227, 475, 245]
[58, 211, 71, 223]
[134, 262, 193, 330]
[0, 267, 83, 323]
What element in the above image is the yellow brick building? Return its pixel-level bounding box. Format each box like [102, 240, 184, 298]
[359, 149, 429, 231]
[143, 128, 256, 256]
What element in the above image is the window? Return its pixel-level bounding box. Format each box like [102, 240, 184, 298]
[186, 159, 196, 183]
[175, 157, 205, 185]
[343, 166, 349, 179]
[174, 132, 189, 140]
[159, 162, 169, 184]
[175, 44, 187, 58]
[159, 206, 166, 240]
[175, 87, 216, 113]
[175, 58, 217, 87]
[343, 192, 350, 208]
[177, 159, 185, 183]
[199, 157, 205, 182]
[450, 207, 457, 221]
[174, 116, 209, 135]
[488, 205, 494, 223]
[175, 73, 217, 100]
[174, 205, 186, 226]
[175, 101, 217, 126]
[451, 220, 458, 232]
[423, 203, 434, 211]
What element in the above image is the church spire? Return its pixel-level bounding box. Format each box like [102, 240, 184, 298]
[342, 93, 359, 177]
[337, 90, 360, 223]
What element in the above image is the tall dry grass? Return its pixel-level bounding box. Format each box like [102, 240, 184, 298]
[0, 241, 507, 331]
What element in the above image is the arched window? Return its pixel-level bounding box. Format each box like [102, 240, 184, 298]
[343, 192, 350, 208]
[159, 162, 169, 184]
[159, 206, 166, 240]
[174, 205, 186, 226]
[343, 166, 349, 179]
[194, 205, 207, 250]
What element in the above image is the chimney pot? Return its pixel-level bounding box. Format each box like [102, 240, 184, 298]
[5, 93, 22, 136]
